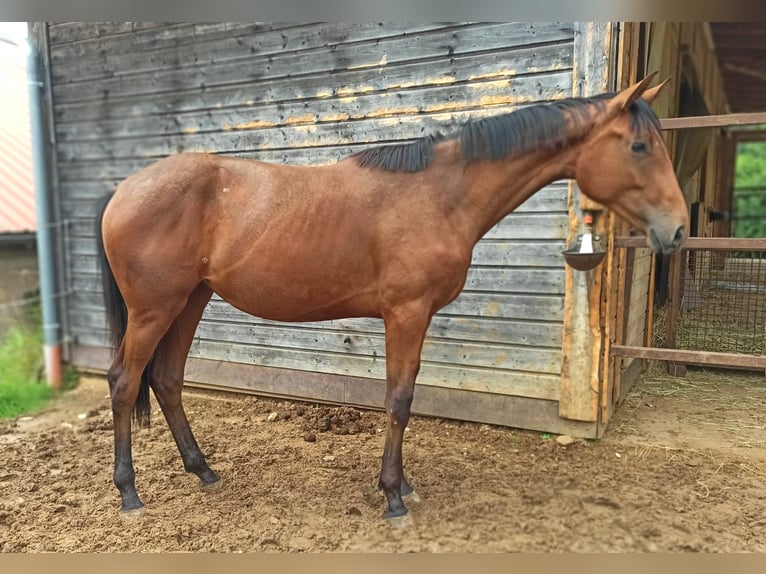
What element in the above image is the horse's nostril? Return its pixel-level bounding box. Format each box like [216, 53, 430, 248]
[674, 226, 685, 243]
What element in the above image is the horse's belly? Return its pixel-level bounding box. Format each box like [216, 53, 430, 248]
[208, 273, 379, 323]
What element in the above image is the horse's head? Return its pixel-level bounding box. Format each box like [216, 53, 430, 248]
[574, 74, 689, 254]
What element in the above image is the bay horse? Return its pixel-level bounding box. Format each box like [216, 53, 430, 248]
[96, 74, 688, 518]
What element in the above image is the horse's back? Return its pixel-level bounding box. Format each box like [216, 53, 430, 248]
[112, 153, 229, 206]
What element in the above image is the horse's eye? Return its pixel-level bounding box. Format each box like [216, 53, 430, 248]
[631, 141, 648, 153]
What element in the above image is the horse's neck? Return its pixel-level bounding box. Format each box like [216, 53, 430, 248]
[454, 144, 581, 245]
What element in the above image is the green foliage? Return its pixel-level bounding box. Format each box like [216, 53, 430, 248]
[733, 141, 766, 238]
[0, 325, 52, 419]
[735, 142, 766, 187]
[0, 292, 78, 420]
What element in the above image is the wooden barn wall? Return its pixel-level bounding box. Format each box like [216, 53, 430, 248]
[48, 22, 577, 407]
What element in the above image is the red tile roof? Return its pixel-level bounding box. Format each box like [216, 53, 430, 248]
[0, 50, 35, 234]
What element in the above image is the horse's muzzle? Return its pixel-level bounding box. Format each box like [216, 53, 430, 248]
[649, 225, 686, 255]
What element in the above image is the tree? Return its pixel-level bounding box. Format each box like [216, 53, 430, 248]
[733, 141, 766, 238]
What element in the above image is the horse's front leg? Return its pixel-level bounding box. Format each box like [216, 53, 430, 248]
[378, 304, 431, 518]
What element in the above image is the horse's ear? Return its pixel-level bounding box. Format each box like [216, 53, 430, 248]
[640, 76, 671, 105]
[608, 72, 659, 113]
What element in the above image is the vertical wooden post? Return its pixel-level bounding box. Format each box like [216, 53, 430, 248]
[645, 253, 657, 348]
[560, 22, 615, 423]
[665, 251, 687, 376]
[600, 23, 640, 430]
[715, 134, 736, 242]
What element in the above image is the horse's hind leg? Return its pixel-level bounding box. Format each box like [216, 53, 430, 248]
[150, 283, 220, 488]
[110, 307, 182, 512]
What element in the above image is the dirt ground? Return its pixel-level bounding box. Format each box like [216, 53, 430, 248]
[1, 368, 765, 552]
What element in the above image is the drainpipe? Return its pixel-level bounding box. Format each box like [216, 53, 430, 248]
[27, 36, 61, 389]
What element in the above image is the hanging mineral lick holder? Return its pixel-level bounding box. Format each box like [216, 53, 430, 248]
[563, 211, 607, 271]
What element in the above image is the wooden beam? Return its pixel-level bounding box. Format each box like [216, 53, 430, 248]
[614, 236, 766, 250]
[660, 112, 766, 130]
[610, 345, 766, 370]
[613, 236, 656, 248]
[733, 130, 766, 143]
[723, 63, 766, 83]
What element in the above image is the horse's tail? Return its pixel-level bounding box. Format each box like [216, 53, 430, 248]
[96, 194, 152, 427]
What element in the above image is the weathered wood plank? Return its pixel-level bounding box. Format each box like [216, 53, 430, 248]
[50, 23, 455, 82]
[616, 236, 766, 251]
[444, 292, 564, 322]
[462, 265, 566, 290]
[68, 326, 561, 398]
[73, 345, 599, 435]
[54, 79, 573, 162]
[50, 22, 311, 73]
[70, 329, 110, 348]
[53, 42, 573, 124]
[51, 23, 573, 102]
[471, 241, 565, 268]
[610, 346, 766, 370]
[48, 22, 177, 45]
[190, 320, 561, 373]
[188, 339, 561, 396]
[55, 70, 573, 144]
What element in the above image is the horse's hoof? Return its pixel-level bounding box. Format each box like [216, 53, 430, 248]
[119, 505, 146, 522]
[402, 489, 421, 504]
[201, 476, 223, 491]
[385, 512, 415, 528]
[383, 504, 408, 520]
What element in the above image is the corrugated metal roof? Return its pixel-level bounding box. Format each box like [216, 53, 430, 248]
[0, 49, 35, 234]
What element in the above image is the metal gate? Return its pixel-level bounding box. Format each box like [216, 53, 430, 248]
[612, 237, 766, 371]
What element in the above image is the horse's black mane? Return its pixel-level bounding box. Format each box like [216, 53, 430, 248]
[352, 94, 661, 173]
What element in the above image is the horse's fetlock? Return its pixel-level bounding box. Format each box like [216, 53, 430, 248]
[113, 467, 135, 490]
[183, 455, 205, 475]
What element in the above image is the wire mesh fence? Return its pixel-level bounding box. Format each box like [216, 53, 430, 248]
[678, 247, 766, 356]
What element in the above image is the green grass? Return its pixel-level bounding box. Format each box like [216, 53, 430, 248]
[0, 292, 78, 420]
[0, 325, 53, 420]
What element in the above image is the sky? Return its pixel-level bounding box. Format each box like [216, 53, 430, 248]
[0, 22, 28, 65]
[0, 21, 27, 44]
